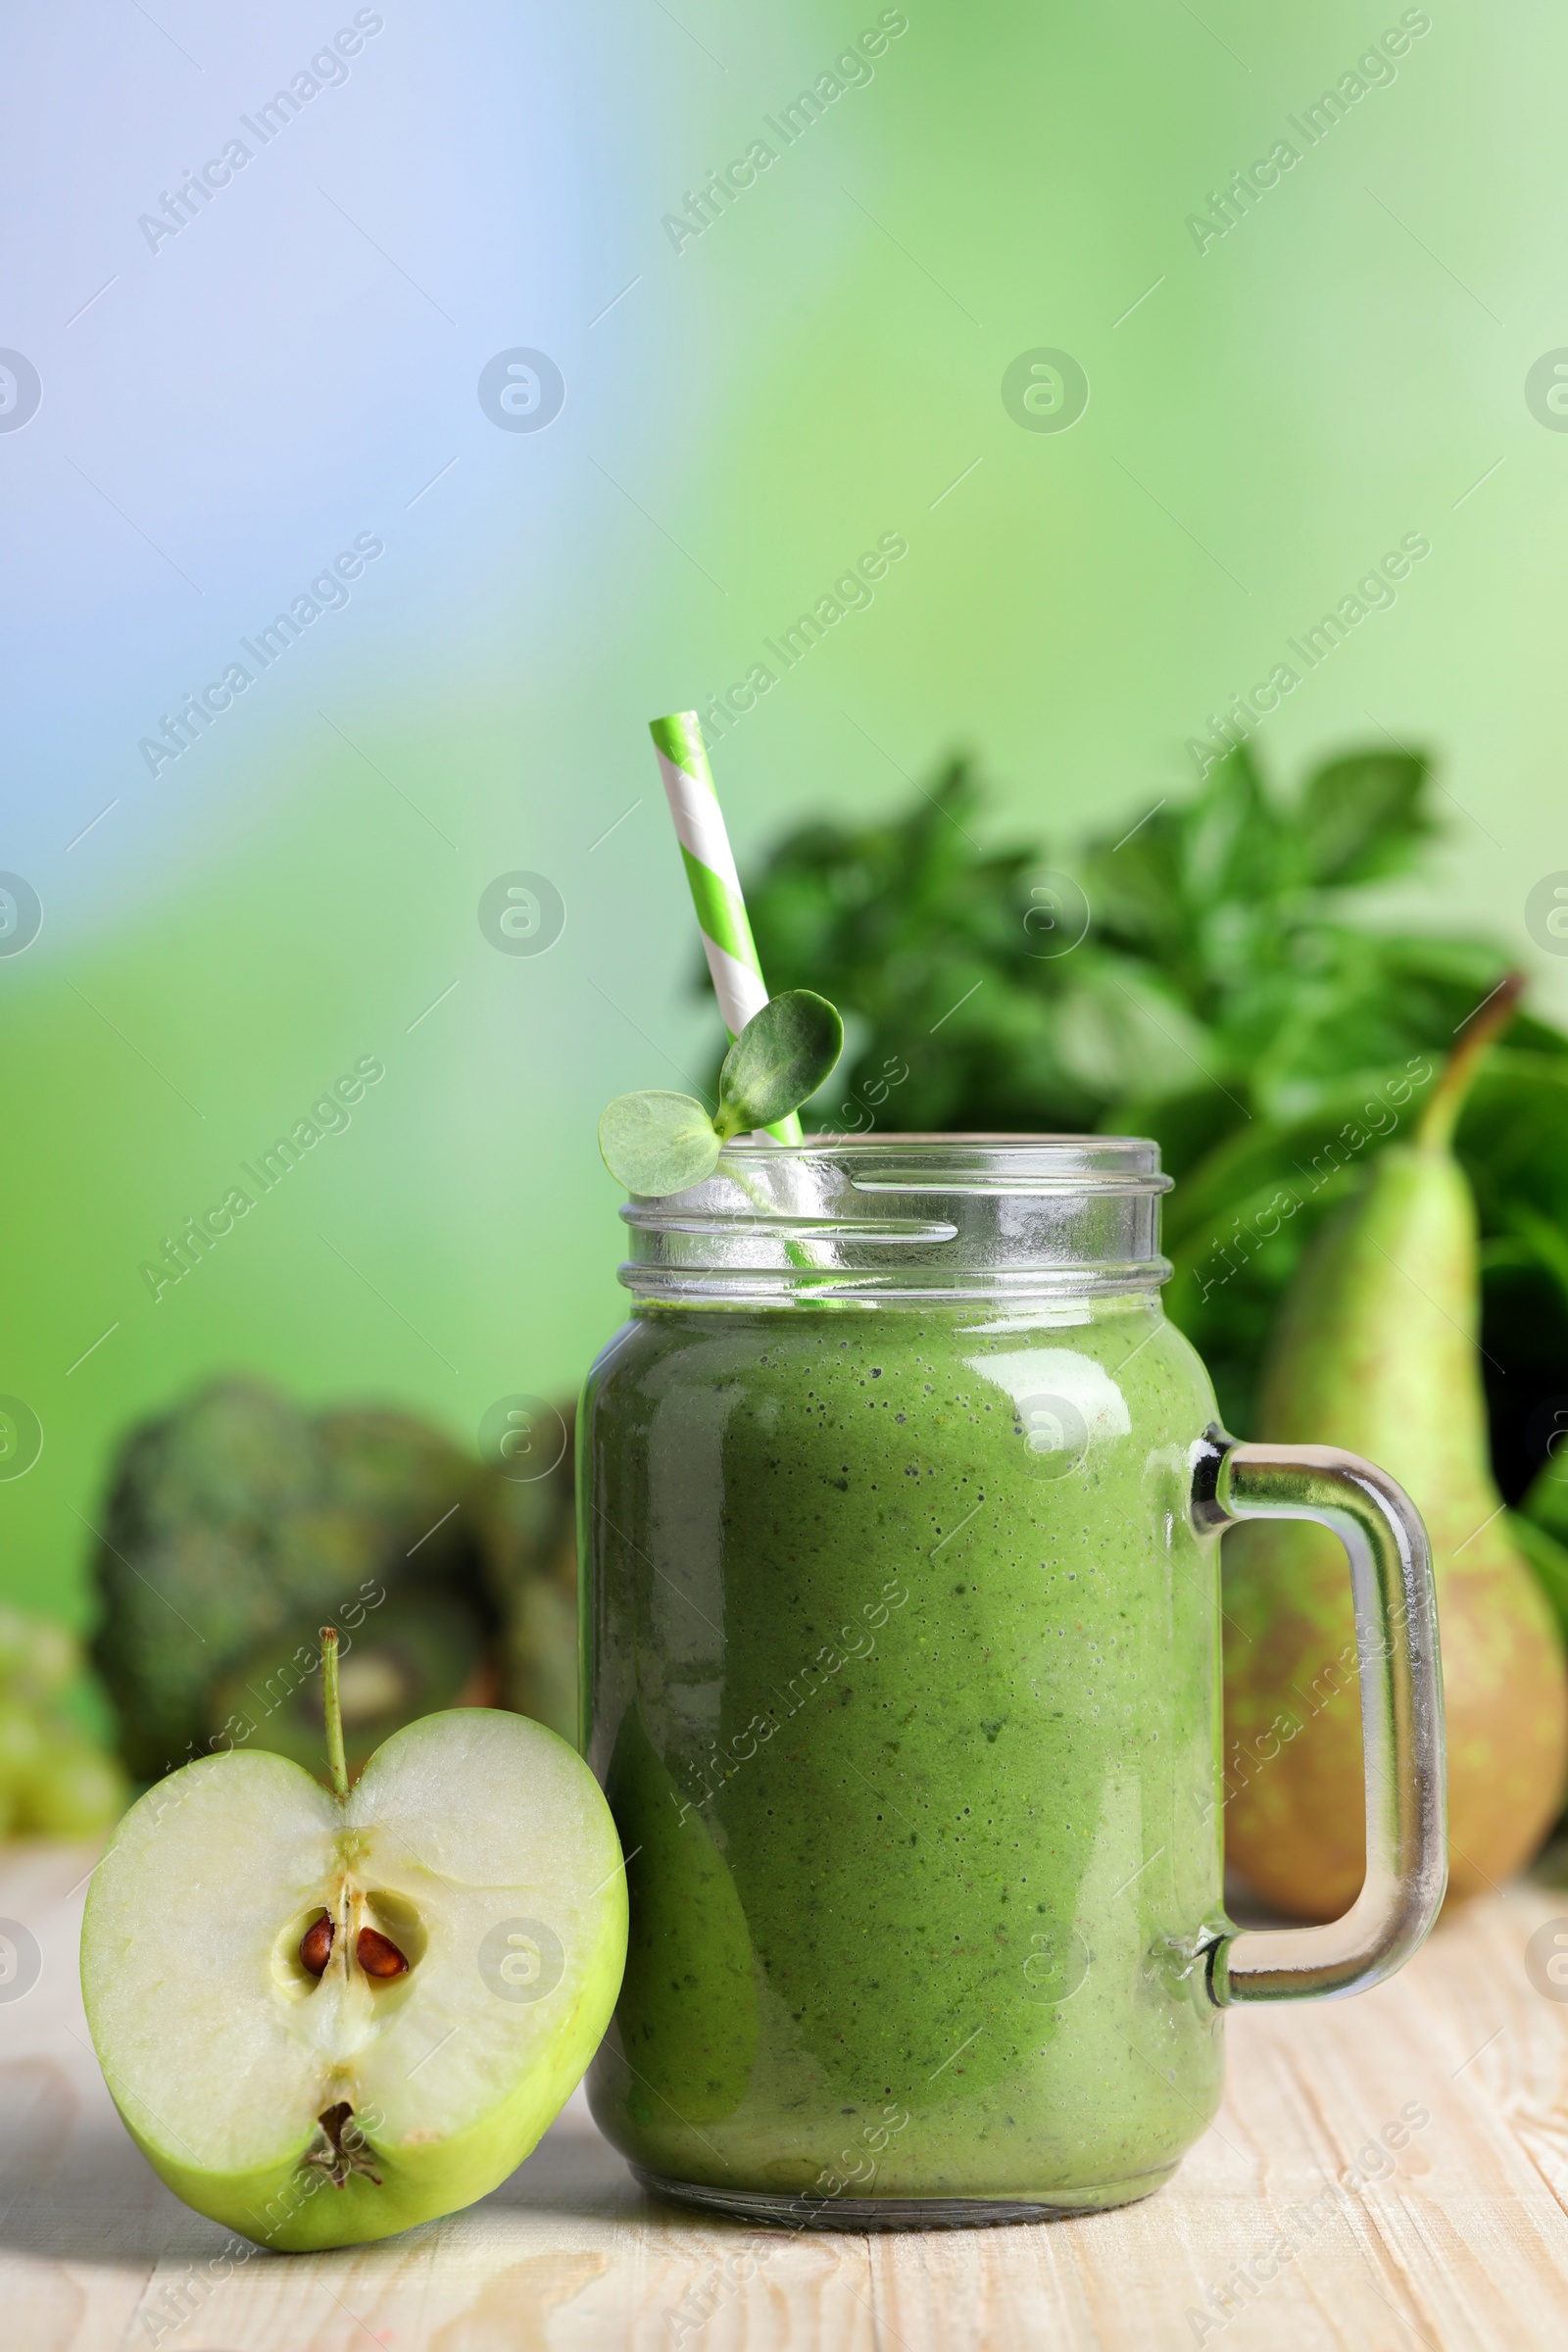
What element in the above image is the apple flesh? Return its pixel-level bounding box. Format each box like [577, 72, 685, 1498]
[81, 1708, 625, 2249]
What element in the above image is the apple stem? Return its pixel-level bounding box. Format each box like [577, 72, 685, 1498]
[320, 1626, 349, 1802]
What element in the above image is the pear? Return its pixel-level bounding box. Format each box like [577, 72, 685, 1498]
[1222, 978, 1568, 1919]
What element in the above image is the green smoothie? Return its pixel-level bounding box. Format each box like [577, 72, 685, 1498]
[582, 1293, 1229, 2212]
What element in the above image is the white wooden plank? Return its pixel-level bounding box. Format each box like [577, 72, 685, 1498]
[4, 1845, 1568, 2349]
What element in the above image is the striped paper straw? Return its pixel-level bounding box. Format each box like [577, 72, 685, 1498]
[649, 710, 802, 1144]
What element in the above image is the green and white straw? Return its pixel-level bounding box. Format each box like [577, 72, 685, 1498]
[649, 710, 802, 1145]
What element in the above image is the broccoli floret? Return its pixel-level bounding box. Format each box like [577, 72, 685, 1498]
[90, 1378, 579, 1782]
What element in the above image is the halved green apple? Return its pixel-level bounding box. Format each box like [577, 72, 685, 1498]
[81, 1662, 625, 2251]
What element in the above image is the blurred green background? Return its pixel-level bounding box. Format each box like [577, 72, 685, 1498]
[3, 0, 1566, 1630]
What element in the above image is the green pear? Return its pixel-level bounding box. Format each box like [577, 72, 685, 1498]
[1223, 979, 1568, 1919]
[81, 1631, 626, 2249]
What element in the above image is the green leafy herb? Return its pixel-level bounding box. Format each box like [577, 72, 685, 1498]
[1508, 1510, 1568, 1655]
[599, 991, 843, 1197]
[717, 989, 842, 1132]
[598, 1091, 724, 1198]
[722, 741, 1568, 1446]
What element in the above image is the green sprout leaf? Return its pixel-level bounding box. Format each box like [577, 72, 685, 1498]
[598, 991, 843, 1197]
[716, 990, 844, 1136]
[598, 1093, 722, 1197]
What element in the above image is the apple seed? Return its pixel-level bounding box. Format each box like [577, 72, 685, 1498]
[356, 1926, 411, 1980]
[299, 1913, 334, 1978]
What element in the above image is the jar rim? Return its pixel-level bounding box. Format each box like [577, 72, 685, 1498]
[711, 1133, 1166, 1185]
[723, 1131, 1161, 1156]
[614, 1132, 1173, 1302]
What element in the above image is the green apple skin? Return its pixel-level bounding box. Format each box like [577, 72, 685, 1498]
[81, 1711, 627, 2251]
[110, 1984, 613, 2251]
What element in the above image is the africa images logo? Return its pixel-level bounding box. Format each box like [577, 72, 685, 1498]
[135, 14, 386, 254]
[137, 535, 385, 778]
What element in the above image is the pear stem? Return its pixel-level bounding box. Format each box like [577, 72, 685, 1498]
[320, 1626, 348, 1803]
[1417, 972, 1525, 1152]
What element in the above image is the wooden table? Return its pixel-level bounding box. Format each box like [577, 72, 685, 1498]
[6, 1840, 1568, 2350]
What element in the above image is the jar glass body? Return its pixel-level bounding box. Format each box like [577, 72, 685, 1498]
[581, 1137, 1236, 2219]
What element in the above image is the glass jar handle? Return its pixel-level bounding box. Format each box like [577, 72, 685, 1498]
[1192, 1429, 1446, 2004]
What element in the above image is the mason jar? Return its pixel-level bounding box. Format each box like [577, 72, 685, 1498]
[579, 1137, 1444, 2226]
